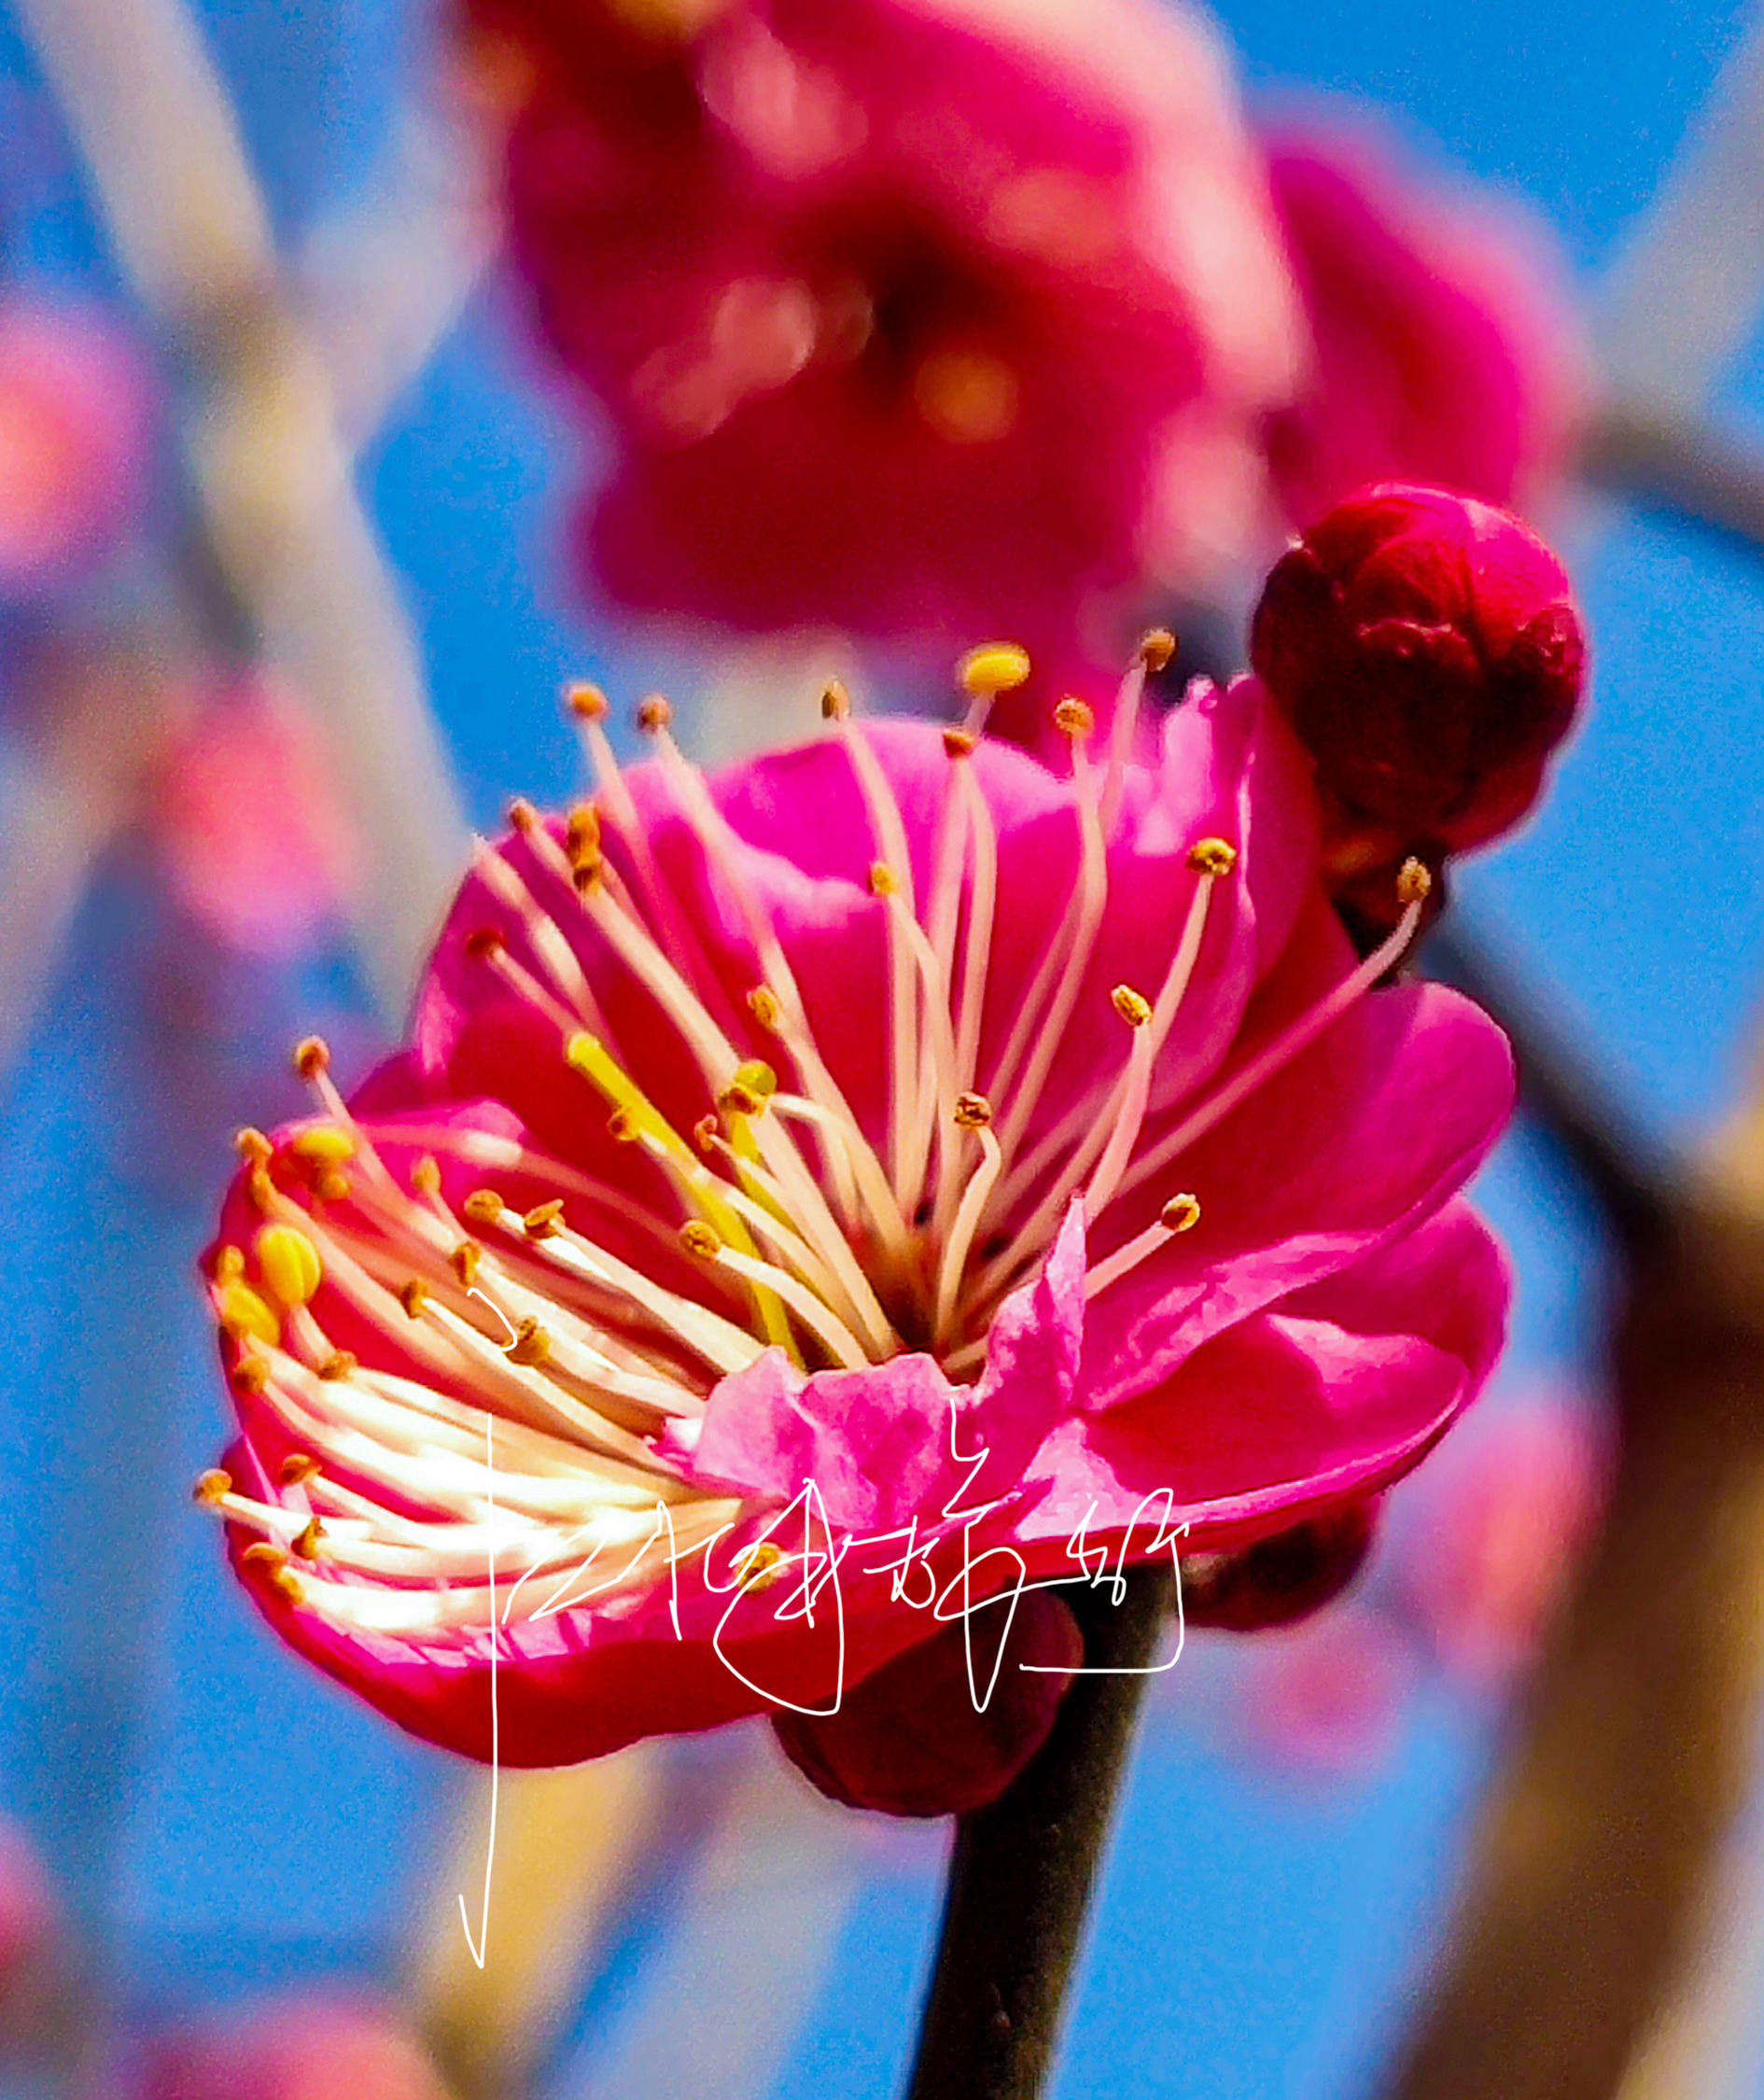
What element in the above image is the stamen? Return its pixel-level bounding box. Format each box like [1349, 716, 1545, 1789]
[993, 845, 1225, 1233]
[1083, 986, 1157, 1217]
[934, 1097, 1002, 1345]
[1118, 864, 1433, 1206]
[957, 641, 1029, 736]
[950, 763, 999, 1099]
[256, 1225, 321, 1308]
[990, 736, 1108, 1163]
[470, 842, 614, 1041]
[681, 1226, 870, 1369]
[1083, 1191, 1201, 1299]
[1099, 632, 1170, 833]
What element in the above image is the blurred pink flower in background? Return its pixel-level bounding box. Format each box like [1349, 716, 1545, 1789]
[470, 0, 1300, 660]
[137, 1993, 451, 2100]
[153, 678, 359, 960]
[1397, 1391, 1607, 1690]
[0, 301, 150, 591]
[0, 1815, 60, 2041]
[1259, 118, 1588, 533]
[1236, 1603, 1417, 1779]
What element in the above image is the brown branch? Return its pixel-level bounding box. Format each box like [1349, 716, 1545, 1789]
[906, 1565, 1174, 2100]
[1385, 1194, 1764, 2100]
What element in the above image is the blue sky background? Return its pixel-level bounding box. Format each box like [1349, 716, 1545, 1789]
[1, 0, 1761, 2093]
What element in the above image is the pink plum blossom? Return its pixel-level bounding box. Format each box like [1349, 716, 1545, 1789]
[1236, 1603, 1416, 1778]
[1260, 119, 1586, 532]
[137, 1993, 451, 2100]
[1397, 1391, 1606, 1690]
[198, 656, 1512, 1770]
[0, 301, 150, 591]
[470, 0, 1299, 657]
[154, 677, 358, 960]
[0, 1815, 60, 2044]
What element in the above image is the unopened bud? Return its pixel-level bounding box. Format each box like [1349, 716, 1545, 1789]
[1251, 483, 1586, 859]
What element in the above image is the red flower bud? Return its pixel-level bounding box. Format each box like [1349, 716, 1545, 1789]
[772, 1589, 1084, 1817]
[1181, 1501, 1379, 1632]
[1250, 483, 1586, 875]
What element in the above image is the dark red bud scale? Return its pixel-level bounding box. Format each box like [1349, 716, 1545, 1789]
[773, 1588, 1084, 1817]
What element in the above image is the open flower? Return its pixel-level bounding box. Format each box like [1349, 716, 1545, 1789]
[469, 0, 1298, 654]
[198, 650, 1511, 1767]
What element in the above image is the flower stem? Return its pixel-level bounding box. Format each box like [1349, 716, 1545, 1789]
[905, 1562, 1174, 2100]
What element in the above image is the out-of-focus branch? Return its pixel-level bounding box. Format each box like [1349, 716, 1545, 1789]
[1595, 1, 1764, 412]
[1423, 922, 1673, 1256]
[1384, 1183, 1764, 2100]
[297, 101, 499, 452]
[15, 0, 470, 1021]
[1579, 400, 1764, 565]
[1379, 923, 1764, 2100]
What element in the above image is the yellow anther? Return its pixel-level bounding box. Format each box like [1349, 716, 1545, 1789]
[193, 1468, 232, 1507]
[506, 1317, 551, 1368]
[679, 1220, 721, 1259]
[278, 1452, 320, 1486]
[1186, 837, 1238, 877]
[315, 1171, 351, 1204]
[637, 693, 673, 734]
[524, 1198, 565, 1239]
[211, 1243, 245, 1285]
[734, 1059, 777, 1099]
[450, 1240, 483, 1287]
[241, 1542, 286, 1571]
[1111, 984, 1153, 1029]
[1140, 627, 1177, 672]
[869, 861, 899, 897]
[291, 1517, 325, 1562]
[411, 1155, 441, 1197]
[1397, 856, 1434, 905]
[1160, 1192, 1202, 1233]
[270, 1566, 305, 1604]
[735, 1539, 786, 1594]
[289, 1125, 355, 1166]
[954, 1091, 993, 1129]
[1054, 696, 1095, 738]
[317, 1350, 357, 1381]
[747, 986, 782, 1030]
[693, 1113, 720, 1154]
[507, 797, 540, 834]
[231, 1356, 269, 1395]
[218, 1281, 280, 1348]
[255, 1225, 322, 1308]
[958, 641, 1031, 696]
[399, 1278, 430, 1321]
[821, 679, 852, 721]
[566, 803, 602, 870]
[293, 1036, 330, 1080]
[246, 1169, 274, 1211]
[463, 1188, 504, 1225]
[943, 727, 977, 759]
[566, 679, 609, 721]
[233, 1127, 273, 1165]
[719, 1058, 777, 1120]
